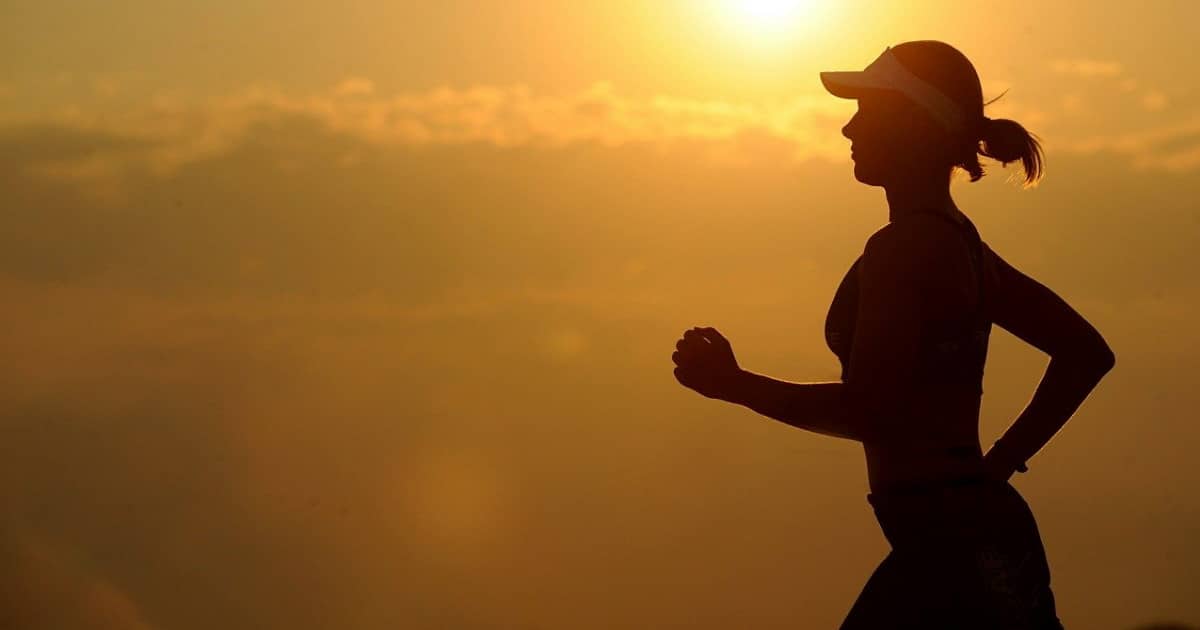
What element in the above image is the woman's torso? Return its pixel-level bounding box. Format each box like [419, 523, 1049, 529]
[825, 208, 995, 493]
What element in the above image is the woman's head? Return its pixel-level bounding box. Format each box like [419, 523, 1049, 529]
[823, 41, 1044, 189]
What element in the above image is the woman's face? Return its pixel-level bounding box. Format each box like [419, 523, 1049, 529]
[841, 90, 947, 187]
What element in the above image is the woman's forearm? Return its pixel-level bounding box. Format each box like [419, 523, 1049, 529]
[722, 369, 863, 441]
[989, 351, 1116, 470]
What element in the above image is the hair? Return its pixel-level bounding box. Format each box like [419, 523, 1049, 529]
[890, 41, 1045, 188]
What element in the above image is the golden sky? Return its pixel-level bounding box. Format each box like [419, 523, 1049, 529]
[2, 2, 1199, 629]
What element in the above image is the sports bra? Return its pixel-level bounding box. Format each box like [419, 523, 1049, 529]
[824, 210, 991, 395]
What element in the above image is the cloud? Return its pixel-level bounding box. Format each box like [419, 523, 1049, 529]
[1051, 58, 1124, 78]
[334, 77, 375, 97]
[2, 66, 1197, 205]
[1061, 114, 1200, 172]
[0, 80, 853, 190]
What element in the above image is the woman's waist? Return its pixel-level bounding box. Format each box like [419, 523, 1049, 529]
[856, 394, 980, 444]
[864, 439, 986, 495]
[865, 477, 1031, 550]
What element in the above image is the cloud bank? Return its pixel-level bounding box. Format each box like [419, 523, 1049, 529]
[5, 68, 1197, 205]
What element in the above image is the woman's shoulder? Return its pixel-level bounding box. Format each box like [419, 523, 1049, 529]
[858, 215, 980, 308]
[864, 213, 967, 267]
[875, 211, 968, 241]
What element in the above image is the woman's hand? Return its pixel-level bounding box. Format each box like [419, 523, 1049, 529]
[982, 440, 1028, 483]
[672, 326, 742, 401]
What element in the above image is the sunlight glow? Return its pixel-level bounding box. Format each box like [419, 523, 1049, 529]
[727, 0, 814, 34]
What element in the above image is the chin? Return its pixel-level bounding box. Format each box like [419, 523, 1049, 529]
[852, 162, 886, 187]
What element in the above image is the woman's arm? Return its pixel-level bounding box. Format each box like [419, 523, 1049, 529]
[986, 354, 1114, 473]
[983, 246, 1117, 472]
[721, 371, 863, 441]
[719, 221, 940, 443]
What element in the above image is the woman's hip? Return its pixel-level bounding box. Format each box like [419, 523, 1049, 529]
[848, 479, 1062, 627]
[866, 477, 1047, 551]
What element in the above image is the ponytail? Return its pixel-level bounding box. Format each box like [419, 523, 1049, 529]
[978, 116, 1045, 188]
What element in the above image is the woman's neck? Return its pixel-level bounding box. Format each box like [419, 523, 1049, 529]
[884, 177, 958, 223]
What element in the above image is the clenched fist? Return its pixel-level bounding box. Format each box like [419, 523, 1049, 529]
[672, 326, 742, 401]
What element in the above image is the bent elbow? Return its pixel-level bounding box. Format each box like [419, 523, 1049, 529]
[1097, 345, 1116, 373]
[1059, 341, 1115, 376]
[1088, 335, 1116, 374]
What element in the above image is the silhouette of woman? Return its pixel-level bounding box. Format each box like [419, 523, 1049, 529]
[671, 40, 1115, 628]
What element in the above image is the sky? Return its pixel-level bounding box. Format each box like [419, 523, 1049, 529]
[2, 1, 1199, 629]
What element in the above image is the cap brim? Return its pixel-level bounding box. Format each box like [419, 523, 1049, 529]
[820, 71, 886, 99]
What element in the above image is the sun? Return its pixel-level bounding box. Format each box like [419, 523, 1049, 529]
[727, 0, 813, 33]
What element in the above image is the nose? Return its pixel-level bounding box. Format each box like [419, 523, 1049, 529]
[841, 111, 858, 141]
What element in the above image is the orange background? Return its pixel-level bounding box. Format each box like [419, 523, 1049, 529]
[2, 2, 1197, 628]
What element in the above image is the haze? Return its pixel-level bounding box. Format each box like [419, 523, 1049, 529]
[2, 1, 1198, 628]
